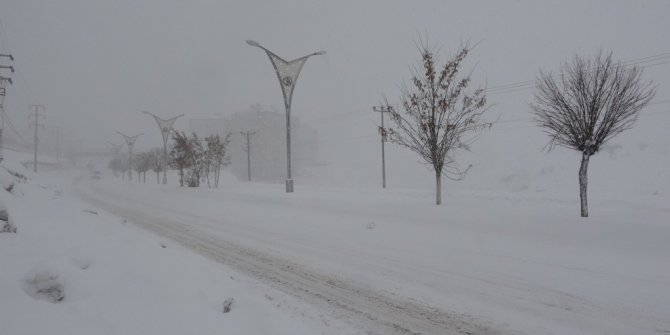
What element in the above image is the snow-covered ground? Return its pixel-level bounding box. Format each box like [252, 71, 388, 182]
[0, 151, 341, 335]
[1, 144, 669, 334]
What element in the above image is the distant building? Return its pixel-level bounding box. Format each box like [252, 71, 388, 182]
[190, 105, 318, 181]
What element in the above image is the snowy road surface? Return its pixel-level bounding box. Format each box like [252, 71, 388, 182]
[74, 176, 670, 335]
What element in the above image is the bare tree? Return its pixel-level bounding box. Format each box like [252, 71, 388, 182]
[531, 51, 655, 217]
[119, 158, 128, 181]
[188, 133, 205, 187]
[169, 132, 206, 187]
[170, 131, 192, 187]
[386, 43, 490, 205]
[148, 148, 163, 184]
[107, 157, 124, 178]
[134, 152, 152, 183]
[206, 133, 232, 188]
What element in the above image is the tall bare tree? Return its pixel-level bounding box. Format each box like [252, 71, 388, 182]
[107, 157, 124, 178]
[386, 43, 490, 205]
[531, 51, 655, 217]
[205, 133, 231, 188]
[170, 131, 193, 187]
[148, 148, 163, 184]
[134, 152, 152, 183]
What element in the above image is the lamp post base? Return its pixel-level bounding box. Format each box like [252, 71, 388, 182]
[285, 179, 294, 193]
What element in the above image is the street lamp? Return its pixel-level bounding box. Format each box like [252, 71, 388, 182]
[117, 132, 143, 181]
[142, 111, 183, 184]
[246, 40, 325, 193]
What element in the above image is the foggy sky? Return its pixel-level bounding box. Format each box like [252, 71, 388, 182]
[1, 0, 669, 188]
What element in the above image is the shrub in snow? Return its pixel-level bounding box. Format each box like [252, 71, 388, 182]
[83, 209, 98, 215]
[52, 189, 63, 199]
[223, 297, 234, 313]
[366, 222, 376, 229]
[23, 270, 66, 303]
[0, 216, 16, 233]
[0, 168, 16, 192]
[0, 198, 16, 233]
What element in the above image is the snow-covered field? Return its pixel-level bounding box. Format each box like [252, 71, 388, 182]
[1, 145, 669, 334]
[0, 152, 337, 335]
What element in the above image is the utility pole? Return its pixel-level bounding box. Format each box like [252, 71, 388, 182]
[373, 105, 391, 189]
[241, 131, 255, 181]
[0, 76, 12, 163]
[55, 127, 60, 161]
[0, 53, 14, 163]
[29, 105, 46, 173]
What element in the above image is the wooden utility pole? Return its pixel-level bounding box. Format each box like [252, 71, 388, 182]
[241, 131, 255, 181]
[29, 105, 45, 173]
[0, 76, 12, 163]
[372, 105, 391, 188]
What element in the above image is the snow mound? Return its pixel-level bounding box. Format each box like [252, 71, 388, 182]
[0, 168, 16, 192]
[0, 167, 17, 233]
[23, 267, 66, 303]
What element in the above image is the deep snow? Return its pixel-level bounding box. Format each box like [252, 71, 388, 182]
[0, 151, 341, 335]
[1, 141, 669, 334]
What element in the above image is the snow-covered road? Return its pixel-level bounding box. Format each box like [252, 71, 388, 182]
[74, 176, 670, 335]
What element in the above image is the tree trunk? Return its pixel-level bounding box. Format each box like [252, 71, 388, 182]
[579, 152, 590, 217]
[215, 165, 220, 187]
[179, 168, 184, 187]
[435, 171, 442, 205]
[156, 172, 160, 184]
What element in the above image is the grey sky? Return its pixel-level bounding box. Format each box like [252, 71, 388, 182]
[1, 0, 669, 187]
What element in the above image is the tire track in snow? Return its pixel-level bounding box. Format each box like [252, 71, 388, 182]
[74, 180, 507, 335]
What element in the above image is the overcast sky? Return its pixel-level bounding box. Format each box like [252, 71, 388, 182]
[1, 0, 669, 188]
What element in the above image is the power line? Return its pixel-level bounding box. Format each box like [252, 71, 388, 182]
[295, 107, 670, 147]
[2, 109, 28, 143]
[486, 52, 670, 96]
[298, 51, 670, 127]
[293, 134, 377, 146]
[302, 109, 366, 124]
[0, 15, 42, 120]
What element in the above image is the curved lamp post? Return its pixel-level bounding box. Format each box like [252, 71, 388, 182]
[117, 131, 143, 181]
[142, 111, 183, 184]
[246, 40, 325, 193]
